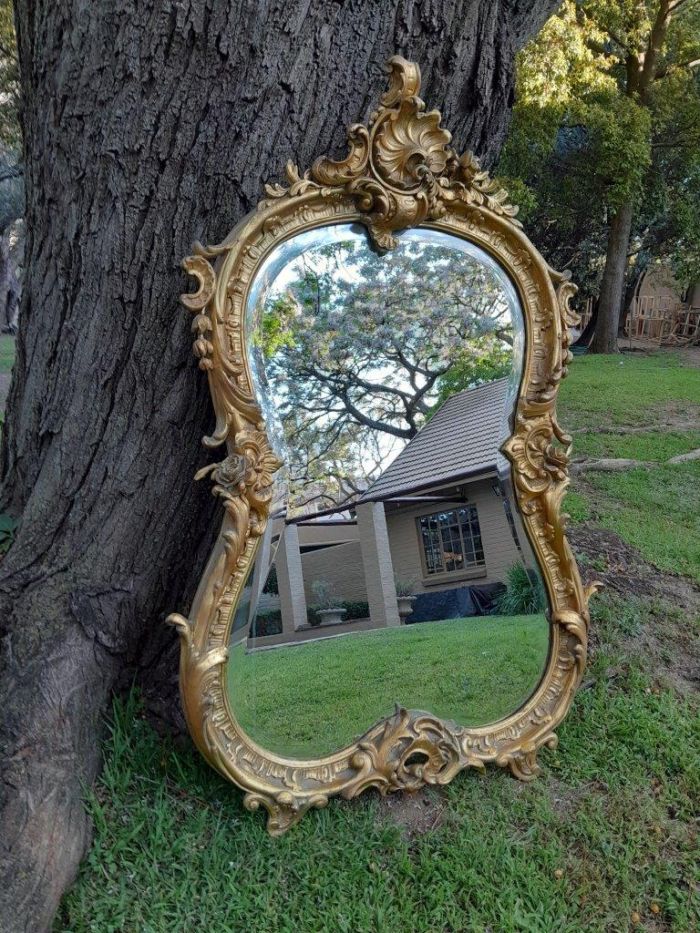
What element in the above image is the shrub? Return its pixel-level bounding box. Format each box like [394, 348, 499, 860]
[307, 608, 321, 626]
[343, 600, 370, 620]
[307, 600, 370, 627]
[495, 563, 546, 615]
[394, 575, 418, 597]
[250, 610, 282, 637]
[310, 579, 338, 610]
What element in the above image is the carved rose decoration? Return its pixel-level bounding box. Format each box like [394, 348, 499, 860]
[234, 430, 284, 510]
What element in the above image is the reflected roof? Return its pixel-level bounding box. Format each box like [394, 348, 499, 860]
[359, 378, 509, 502]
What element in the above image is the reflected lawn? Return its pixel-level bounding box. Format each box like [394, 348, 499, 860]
[227, 613, 549, 759]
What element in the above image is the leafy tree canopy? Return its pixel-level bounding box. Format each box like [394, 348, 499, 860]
[258, 235, 516, 508]
[0, 0, 18, 149]
[498, 0, 700, 296]
[0, 1, 21, 233]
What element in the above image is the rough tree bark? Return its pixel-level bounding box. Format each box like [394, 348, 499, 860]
[589, 200, 634, 354]
[0, 2, 561, 929]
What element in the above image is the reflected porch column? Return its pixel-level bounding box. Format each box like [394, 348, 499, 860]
[246, 520, 273, 630]
[277, 523, 308, 633]
[356, 501, 401, 628]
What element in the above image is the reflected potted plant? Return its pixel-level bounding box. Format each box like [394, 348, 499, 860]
[311, 579, 347, 626]
[395, 575, 418, 622]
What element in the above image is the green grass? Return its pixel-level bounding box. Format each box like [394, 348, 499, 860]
[559, 352, 700, 584]
[574, 430, 700, 461]
[558, 351, 700, 431]
[57, 350, 700, 932]
[58, 612, 699, 932]
[228, 615, 549, 758]
[585, 461, 700, 583]
[0, 333, 14, 374]
[563, 488, 592, 524]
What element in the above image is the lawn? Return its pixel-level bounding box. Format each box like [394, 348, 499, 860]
[581, 461, 700, 584]
[560, 353, 700, 584]
[57, 351, 700, 933]
[57, 614, 699, 932]
[557, 351, 700, 431]
[228, 614, 549, 758]
[574, 429, 700, 461]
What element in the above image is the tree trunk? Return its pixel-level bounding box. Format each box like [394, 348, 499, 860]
[0, 1, 562, 929]
[0, 224, 21, 333]
[0, 229, 12, 332]
[590, 200, 634, 354]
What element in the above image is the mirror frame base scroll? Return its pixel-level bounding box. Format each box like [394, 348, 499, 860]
[168, 56, 599, 836]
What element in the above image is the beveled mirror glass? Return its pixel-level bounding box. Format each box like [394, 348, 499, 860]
[170, 57, 594, 834]
[228, 224, 550, 760]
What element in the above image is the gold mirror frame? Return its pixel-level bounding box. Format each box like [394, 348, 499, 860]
[168, 57, 597, 836]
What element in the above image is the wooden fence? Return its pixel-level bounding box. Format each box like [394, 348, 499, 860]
[624, 295, 700, 347]
[578, 297, 594, 332]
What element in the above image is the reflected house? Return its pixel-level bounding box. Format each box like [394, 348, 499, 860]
[253, 378, 533, 646]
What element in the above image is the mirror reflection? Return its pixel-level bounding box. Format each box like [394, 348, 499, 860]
[227, 225, 549, 759]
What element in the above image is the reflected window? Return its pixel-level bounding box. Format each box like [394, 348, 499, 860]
[418, 506, 485, 576]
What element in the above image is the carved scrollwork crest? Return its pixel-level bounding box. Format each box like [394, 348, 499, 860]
[265, 56, 520, 249]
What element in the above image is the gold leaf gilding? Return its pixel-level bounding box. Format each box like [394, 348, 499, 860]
[170, 56, 591, 836]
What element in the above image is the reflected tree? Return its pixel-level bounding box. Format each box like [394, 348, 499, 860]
[261, 240, 513, 508]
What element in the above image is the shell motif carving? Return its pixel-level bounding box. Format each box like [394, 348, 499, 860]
[372, 99, 452, 189]
[267, 55, 520, 249]
[170, 56, 594, 836]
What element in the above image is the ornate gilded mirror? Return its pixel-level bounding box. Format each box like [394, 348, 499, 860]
[169, 57, 595, 834]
